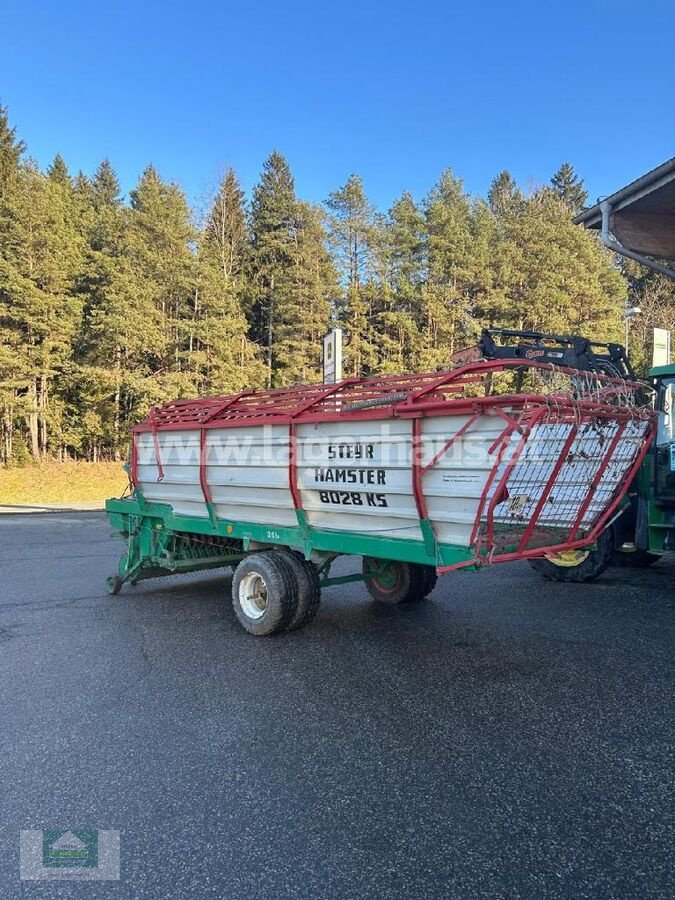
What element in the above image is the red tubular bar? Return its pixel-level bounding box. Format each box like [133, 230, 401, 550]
[149, 409, 165, 482]
[129, 434, 139, 488]
[202, 391, 252, 423]
[516, 421, 580, 552]
[568, 421, 627, 540]
[468, 413, 525, 549]
[411, 417, 429, 521]
[435, 417, 655, 574]
[131, 358, 650, 433]
[199, 427, 214, 509]
[482, 407, 548, 553]
[420, 410, 483, 476]
[288, 423, 302, 510]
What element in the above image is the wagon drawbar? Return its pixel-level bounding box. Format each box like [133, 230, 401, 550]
[106, 352, 655, 635]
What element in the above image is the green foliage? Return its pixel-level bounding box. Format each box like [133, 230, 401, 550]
[0, 102, 646, 463]
[620, 262, 675, 372]
[249, 152, 334, 385]
[0, 104, 25, 199]
[550, 162, 588, 213]
[326, 174, 379, 375]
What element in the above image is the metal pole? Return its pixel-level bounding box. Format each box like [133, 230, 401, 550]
[625, 312, 629, 355]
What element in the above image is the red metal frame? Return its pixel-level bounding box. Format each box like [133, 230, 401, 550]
[436, 417, 655, 573]
[149, 409, 165, 482]
[131, 359, 648, 434]
[129, 433, 139, 488]
[288, 423, 302, 510]
[515, 423, 580, 552]
[127, 358, 656, 573]
[568, 422, 627, 540]
[482, 407, 548, 554]
[199, 427, 214, 511]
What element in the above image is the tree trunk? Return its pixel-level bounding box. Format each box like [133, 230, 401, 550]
[267, 276, 275, 388]
[113, 345, 121, 461]
[39, 373, 48, 456]
[2, 404, 11, 464]
[27, 381, 39, 459]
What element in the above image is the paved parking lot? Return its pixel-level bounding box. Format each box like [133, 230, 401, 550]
[0, 512, 673, 899]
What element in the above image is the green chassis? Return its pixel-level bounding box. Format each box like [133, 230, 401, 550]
[105, 492, 478, 593]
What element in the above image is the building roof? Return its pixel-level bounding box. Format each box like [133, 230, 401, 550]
[574, 157, 675, 259]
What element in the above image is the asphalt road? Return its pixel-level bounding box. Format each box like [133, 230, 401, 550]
[0, 513, 673, 900]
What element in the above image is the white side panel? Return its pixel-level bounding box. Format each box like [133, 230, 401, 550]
[135, 425, 296, 526]
[297, 415, 504, 546]
[134, 413, 646, 549]
[297, 419, 421, 541]
[207, 425, 295, 526]
[420, 414, 511, 545]
[136, 431, 205, 518]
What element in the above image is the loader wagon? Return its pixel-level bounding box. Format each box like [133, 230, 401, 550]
[105, 358, 655, 635]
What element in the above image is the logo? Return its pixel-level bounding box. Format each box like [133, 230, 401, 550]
[44, 830, 96, 867]
[20, 829, 120, 880]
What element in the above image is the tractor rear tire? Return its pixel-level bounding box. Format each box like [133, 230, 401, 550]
[528, 530, 614, 583]
[231, 551, 297, 636]
[612, 546, 661, 568]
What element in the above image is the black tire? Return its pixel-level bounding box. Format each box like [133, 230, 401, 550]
[612, 546, 661, 568]
[363, 558, 434, 605]
[106, 574, 123, 595]
[528, 529, 614, 583]
[414, 564, 438, 599]
[280, 551, 322, 631]
[231, 551, 297, 636]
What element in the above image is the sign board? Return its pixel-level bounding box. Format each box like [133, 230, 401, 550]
[653, 328, 671, 367]
[323, 328, 343, 384]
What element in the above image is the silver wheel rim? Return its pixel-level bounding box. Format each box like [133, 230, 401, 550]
[239, 572, 268, 620]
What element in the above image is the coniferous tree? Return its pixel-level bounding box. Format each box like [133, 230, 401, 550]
[47, 154, 70, 186]
[488, 170, 524, 217]
[129, 165, 197, 383]
[0, 104, 25, 200]
[280, 200, 336, 382]
[490, 188, 625, 336]
[377, 191, 426, 372]
[421, 169, 480, 364]
[205, 168, 247, 282]
[92, 159, 123, 209]
[550, 162, 588, 213]
[248, 152, 333, 386]
[326, 174, 378, 375]
[0, 162, 84, 457]
[248, 151, 297, 385]
[77, 162, 163, 457]
[193, 170, 264, 393]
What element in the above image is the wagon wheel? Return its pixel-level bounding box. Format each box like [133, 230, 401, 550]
[106, 575, 123, 595]
[280, 551, 322, 631]
[231, 551, 297, 636]
[363, 558, 435, 604]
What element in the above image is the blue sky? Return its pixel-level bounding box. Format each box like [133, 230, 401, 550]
[1, 0, 673, 212]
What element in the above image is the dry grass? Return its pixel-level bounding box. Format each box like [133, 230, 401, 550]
[0, 461, 129, 505]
